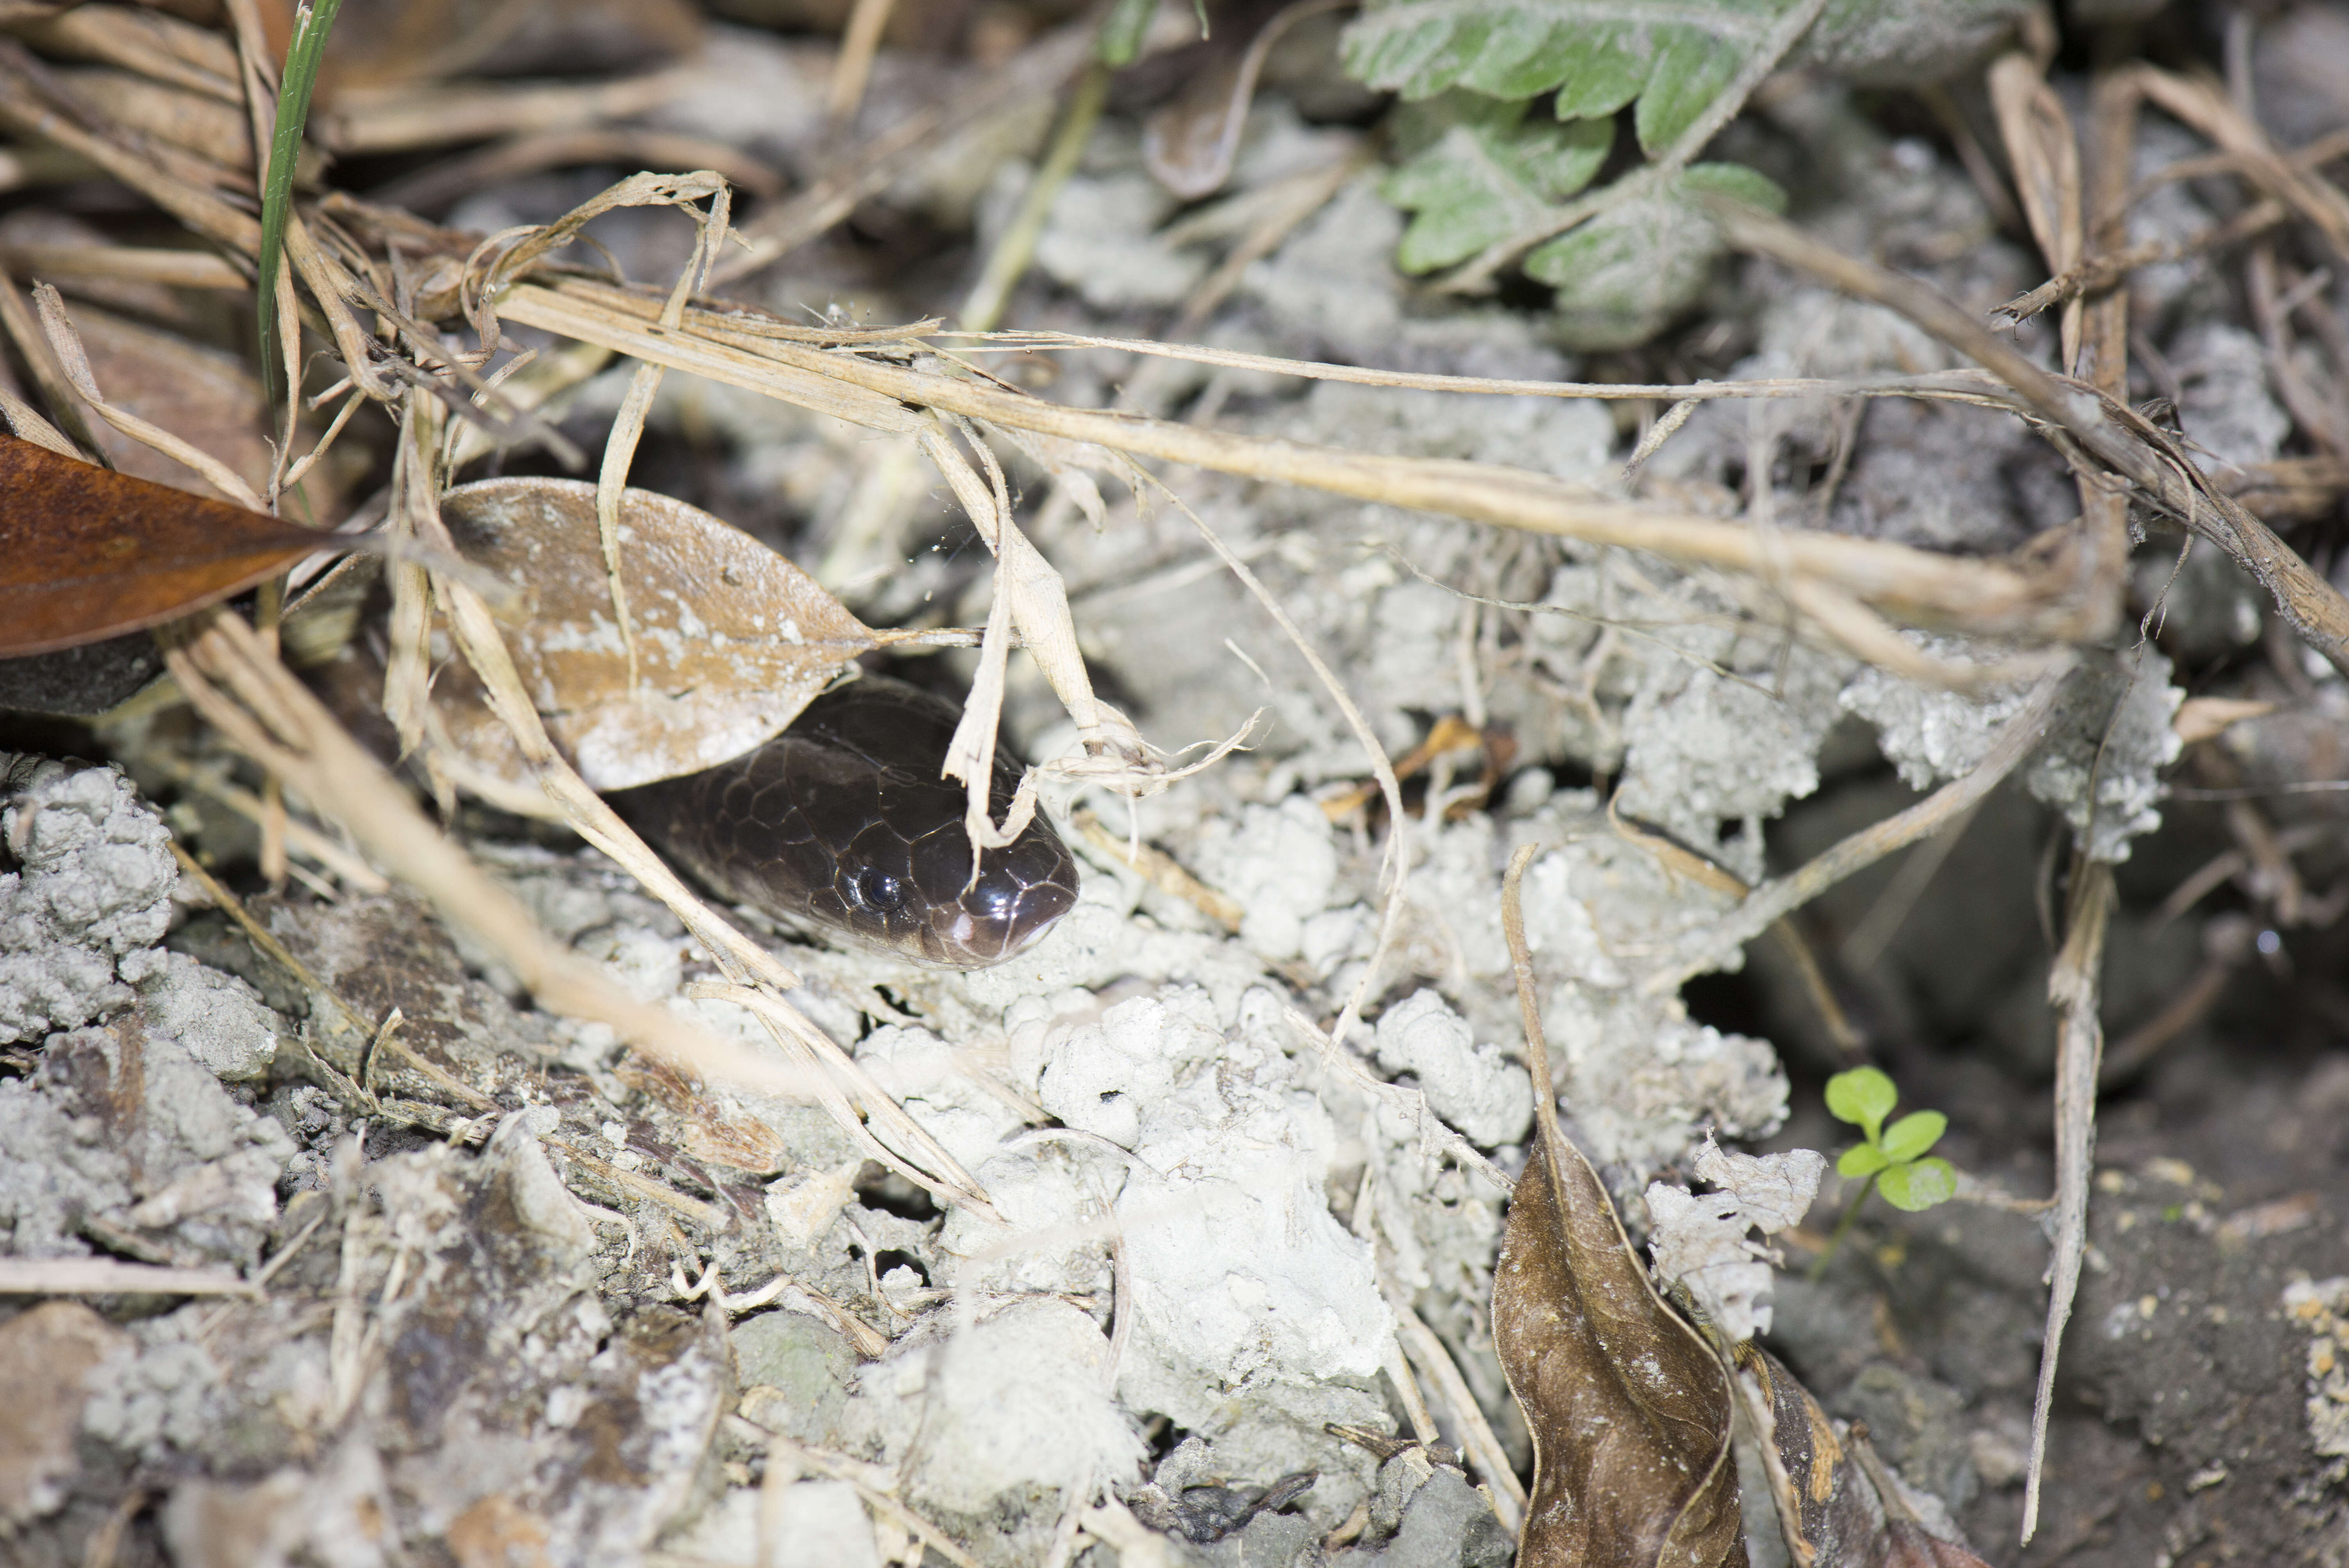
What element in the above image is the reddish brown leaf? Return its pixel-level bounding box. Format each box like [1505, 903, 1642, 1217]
[0, 432, 333, 657]
[1493, 1124, 1748, 1568]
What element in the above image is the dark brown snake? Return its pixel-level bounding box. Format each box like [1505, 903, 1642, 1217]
[606, 675, 1080, 968]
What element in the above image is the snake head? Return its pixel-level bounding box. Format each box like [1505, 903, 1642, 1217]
[610, 675, 1083, 970]
[895, 816, 1081, 968]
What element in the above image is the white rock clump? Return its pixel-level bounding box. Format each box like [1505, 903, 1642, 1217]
[0, 756, 178, 1042]
[1371, 989, 1532, 1149]
[1021, 985, 1394, 1458]
[118, 948, 282, 1083]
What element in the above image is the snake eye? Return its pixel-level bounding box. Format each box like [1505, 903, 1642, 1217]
[852, 866, 905, 911]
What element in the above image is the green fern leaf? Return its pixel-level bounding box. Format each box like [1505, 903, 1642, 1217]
[1343, 0, 1782, 150]
[1384, 95, 1613, 273]
[1526, 162, 1781, 347]
[1343, 0, 2034, 154]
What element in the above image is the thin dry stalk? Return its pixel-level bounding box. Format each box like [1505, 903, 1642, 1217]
[0, 262, 110, 461]
[2119, 64, 2349, 264]
[1989, 52, 2087, 368]
[595, 187, 732, 693]
[1643, 664, 2079, 993]
[373, 129, 783, 213]
[0, 1258, 253, 1295]
[495, 279, 2102, 643]
[828, 0, 899, 125]
[961, 63, 1108, 333]
[1385, 1285, 1530, 1532]
[1998, 198, 2286, 323]
[312, 68, 693, 156]
[2022, 860, 2114, 1544]
[1285, 1008, 1513, 1192]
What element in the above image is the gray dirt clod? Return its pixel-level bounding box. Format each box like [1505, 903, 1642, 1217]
[0, 755, 178, 1043]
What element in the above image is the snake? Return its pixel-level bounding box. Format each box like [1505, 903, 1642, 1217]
[605, 674, 1081, 969]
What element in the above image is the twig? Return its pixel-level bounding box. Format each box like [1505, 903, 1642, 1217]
[1385, 1285, 1529, 1532]
[0, 1258, 254, 1295]
[1643, 665, 2078, 993]
[2022, 861, 2113, 1544]
[498, 280, 2107, 642]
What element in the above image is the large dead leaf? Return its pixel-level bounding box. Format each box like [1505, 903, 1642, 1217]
[52, 301, 278, 505]
[432, 477, 878, 791]
[0, 433, 335, 656]
[1493, 1123, 1747, 1568]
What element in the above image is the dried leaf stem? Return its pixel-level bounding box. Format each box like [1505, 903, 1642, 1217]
[2022, 860, 2114, 1543]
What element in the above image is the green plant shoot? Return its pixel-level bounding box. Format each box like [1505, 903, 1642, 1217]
[1826, 1066, 1955, 1213]
[255, 0, 346, 417]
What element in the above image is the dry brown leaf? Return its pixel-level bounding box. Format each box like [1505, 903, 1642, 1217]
[0, 431, 333, 656]
[1731, 1345, 1878, 1566]
[1499, 842, 1745, 1566]
[42, 300, 276, 503]
[2173, 695, 2275, 746]
[1494, 1122, 1748, 1567]
[429, 476, 879, 791]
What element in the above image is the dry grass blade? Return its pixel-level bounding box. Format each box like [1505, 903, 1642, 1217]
[963, 329, 2016, 404]
[0, 259, 108, 460]
[311, 68, 693, 156]
[152, 607, 841, 1112]
[0, 42, 263, 253]
[33, 282, 263, 509]
[0, 243, 245, 288]
[2118, 65, 2349, 264]
[1989, 52, 2086, 368]
[495, 280, 2104, 644]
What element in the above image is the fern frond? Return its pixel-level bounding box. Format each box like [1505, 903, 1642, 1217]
[1383, 94, 1614, 273]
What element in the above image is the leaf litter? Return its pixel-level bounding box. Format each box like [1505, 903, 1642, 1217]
[0, 2, 2347, 1566]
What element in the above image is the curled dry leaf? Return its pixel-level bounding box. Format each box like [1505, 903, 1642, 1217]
[0, 432, 333, 657]
[1645, 1137, 1825, 1343]
[429, 477, 879, 791]
[1732, 1348, 1995, 1568]
[1493, 1124, 1748, 1567]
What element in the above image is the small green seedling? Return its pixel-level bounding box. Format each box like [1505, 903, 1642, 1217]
[1811, 1067, 1957, 1278]
[1826, 1066, 1957, 1213]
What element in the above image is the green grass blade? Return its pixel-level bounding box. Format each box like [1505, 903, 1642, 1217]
[255, 0, 344, 416]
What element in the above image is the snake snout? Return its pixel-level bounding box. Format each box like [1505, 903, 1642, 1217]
[911, 821, 1080, 967]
